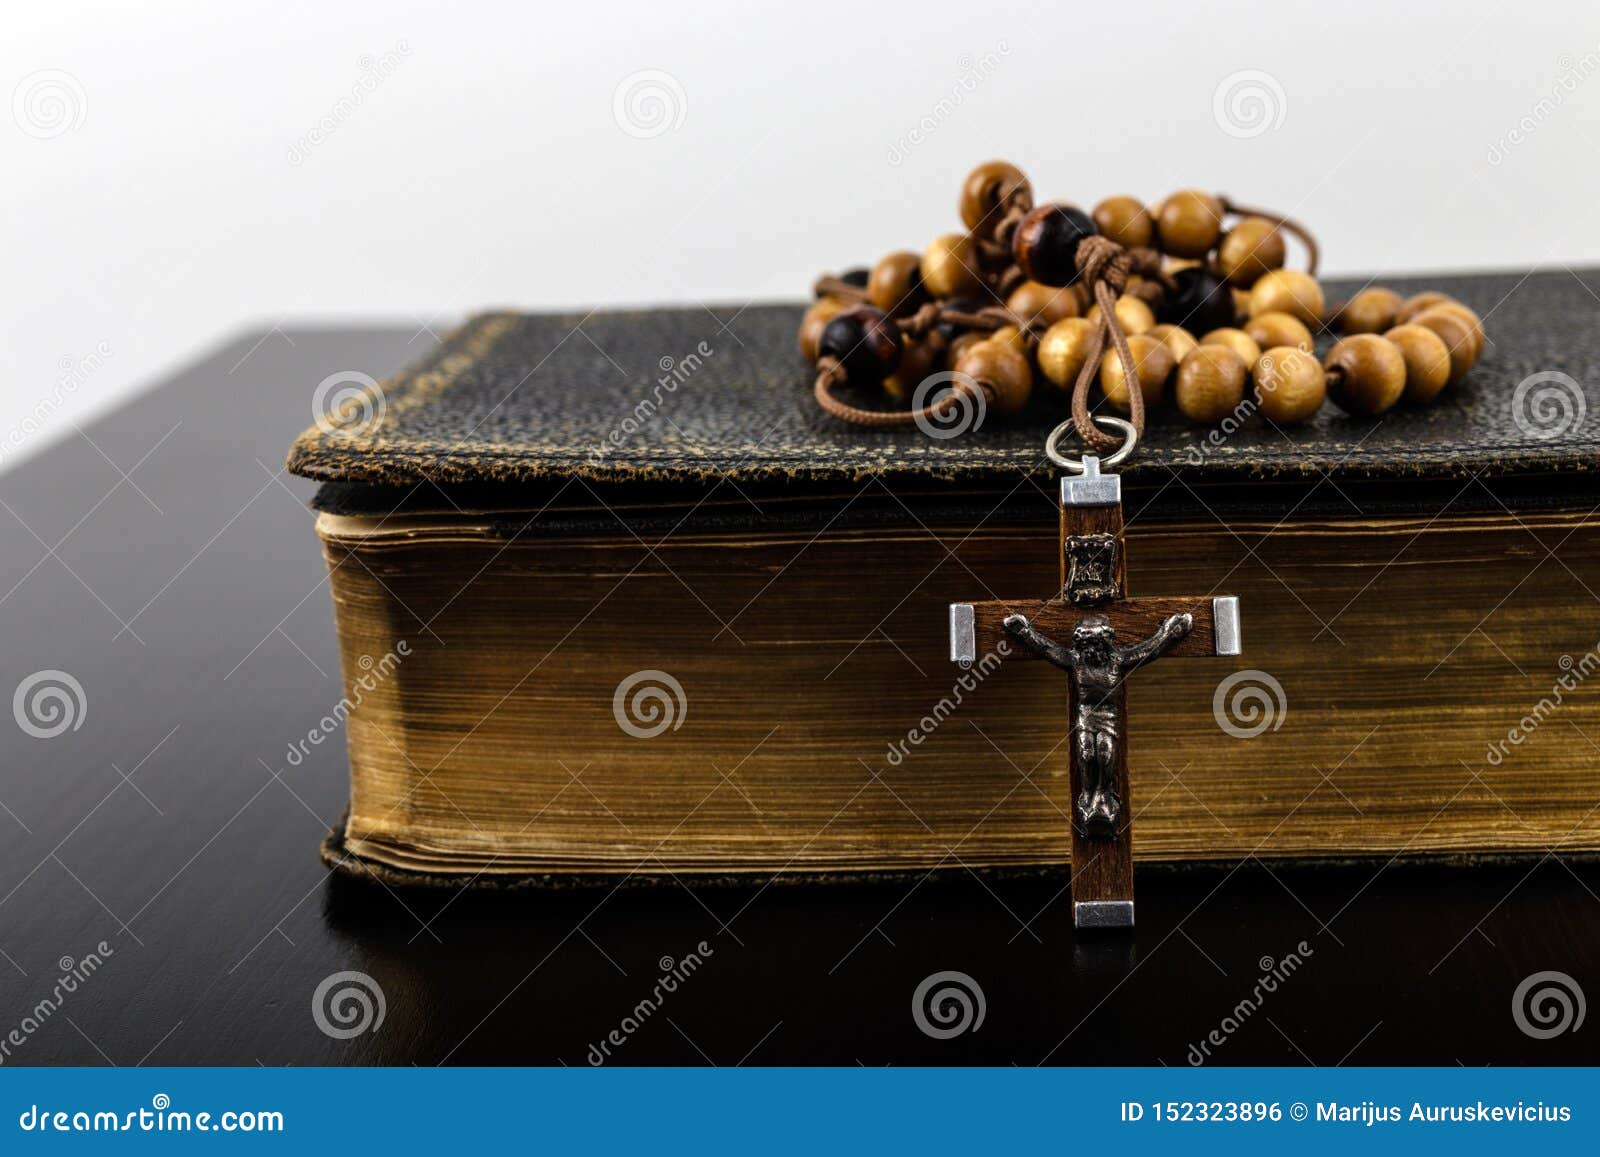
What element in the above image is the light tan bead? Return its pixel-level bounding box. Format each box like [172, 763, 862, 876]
[1254, 346, 1326, 424]
[1409, 308, 1479, 383]
[1036, 317, 1096, 390]
[1155, 190, 1225, 258]
[1176, 346, 1249, 423]
[799, 298, 848, 362]
[1091, 195, 1154, 250]
[987, 324, 1029, 354]
[883, 337, 938, 402]
[1162, 256, 1203, 276]
[1099, 334, 1174, 413]
[959, 161, 1031, 231]
[1007, 280, 1079, 329]
[867, 251, 926, 314]
[1248, 269, 1325, 327]
[1429, 302, 1484, 358]
[1383, 324, 1453, 404]
[1395, 291, 1456, 324]
[1200, 327, 1262, 369]
[954, 339, 1032, 416]
[1324, 334, 1407, 416]
[921, 233, 985, 299]
[1231, 289, 1251, 323]
[1216, 218, 1286, 287]
[1245, 311, 1314, 353]
[1147, 323, 1199, 366]
[1338, 287, 1403, 335]
[1086, 294, 1156, 336]
[946, 330, 987, 368]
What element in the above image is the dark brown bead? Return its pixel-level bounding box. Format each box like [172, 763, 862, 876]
[1162, 267, 1234, 334]
[1011, 203, 1097, 287]
[959, 160, 1031, 231]
[798, 297, 848, 362]
[818, 305, 901, 387]
[884, 336, 938, 402]
[867, 251, 928, 315]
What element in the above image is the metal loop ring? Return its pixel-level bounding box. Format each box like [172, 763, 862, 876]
[1045, 415, 1139, 473]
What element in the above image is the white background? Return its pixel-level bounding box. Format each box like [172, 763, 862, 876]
[5, 0, 1598, 471]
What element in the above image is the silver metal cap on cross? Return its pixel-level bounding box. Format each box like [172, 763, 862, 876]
[948, 438, 1241, 931]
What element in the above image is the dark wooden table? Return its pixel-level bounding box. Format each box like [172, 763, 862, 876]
[0, 325, 1593, 1066]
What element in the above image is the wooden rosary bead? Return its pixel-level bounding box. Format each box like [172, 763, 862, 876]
[946, 329, 987, 367]
[921, 233, 985, 299]
[1245, 311, 1314, 353]
[1408, 308, 1478, 383]
[1200, 327, 1262, 369]
[1162, 266, 1235, 334]
[1012, 203, 1097, 287]
[1006, 280, 1080, 328]
[1338, 287, 1402, 334]
[1091, 195, 1154, 250]
[1248, 269, 1325, 327]
[1395, 291, 1455, 324]
[799, 297, 848, 362]
[1254, 346, 1326, 424]
[1231, 288, 1252, 323]
[1036, 317, 1096, 390]
[1383, 323, 1453, 404]
[1216, 217, 1287, 287]
[954, 339, 1032, 416]
[987, 324, 1029, 354]
[818, 305, 901, 388]
[1099, 333, 1174, 413]
[839, 267, 870, 288]
[1155, 189, 1225, 258]
[1087, 294, 1156, 337]
[867, 251, 928, 315]
[1176, 345, 1249, 423]
[1323, 333, 1407, 416]
[960, 161, 1031, 231]
[1147, 323, 1199, 366]
[1429, 302, 1485, 358]
[883, 336, 939, 402]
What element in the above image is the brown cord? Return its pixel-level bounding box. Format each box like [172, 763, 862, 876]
[812, 275, 870, 304]
[813, 355, 991, 429]
[1063, 237, 1165, 453]
[1217, 196, 1320, 276]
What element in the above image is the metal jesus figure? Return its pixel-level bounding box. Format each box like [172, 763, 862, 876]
[1002, 610, 1193, 839]
[948, 451, 1241, 930]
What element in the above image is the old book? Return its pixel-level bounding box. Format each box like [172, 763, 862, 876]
[287, 270, 1600, 884]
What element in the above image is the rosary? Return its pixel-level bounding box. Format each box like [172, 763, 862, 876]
[801, 161, 1487, 929]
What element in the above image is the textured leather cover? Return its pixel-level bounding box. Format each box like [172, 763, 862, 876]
[286, 270, 1600, 502]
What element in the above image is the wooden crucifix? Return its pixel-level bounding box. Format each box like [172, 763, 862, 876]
[948, 456, 1241, 930]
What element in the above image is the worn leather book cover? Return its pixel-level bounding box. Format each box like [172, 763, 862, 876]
[286, 270, 1600, 887]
